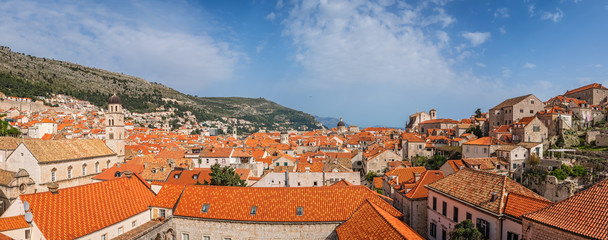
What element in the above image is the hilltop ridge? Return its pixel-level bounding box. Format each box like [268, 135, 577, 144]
[0, 46, 322, 131]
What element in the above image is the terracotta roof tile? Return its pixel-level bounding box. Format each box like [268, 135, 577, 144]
[150, 184, 186, 209]
[0, 169, 15, 187]
[20, 176, 155, 240]
[22, 139, 116, 163]
[565, 83, 607, 96]
[0, 215, 29, 231]
[385, 167, 427, 185]
[173, 185, 402, 222]
[405, 170, 444, 199]
[504, 193, 552, 219]
[523, 179, 608, 239]
[336, 200, 424, 240]
[426, 169, 547, 215]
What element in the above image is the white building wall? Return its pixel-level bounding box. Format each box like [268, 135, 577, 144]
[251, 172, 361, 187]
[427, 191, 501, 240]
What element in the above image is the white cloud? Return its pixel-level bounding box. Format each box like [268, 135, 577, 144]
[494, 8, 510, 18]
[461, 32, 491, 46]
[523, 62, 536, 69]
[276, 0, 284, 9]
[476, 62, 486, 67]
[528, 4, 535, 16]
[540, 8, 564, 22]
[0, 0, 243, 93]
[595, 64, 602, 68]
[499, 26, 506, 35]
[266, 12, 276, 21]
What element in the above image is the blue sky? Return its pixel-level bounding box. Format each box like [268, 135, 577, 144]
[0, 0, 607, 127]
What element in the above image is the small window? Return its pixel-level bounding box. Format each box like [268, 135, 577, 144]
[101, 234, 107, 240]
[203, 237, 210, 240]
[284, 162, 288, 166]
[520, 109, 523, 113]
[250, 206, 257, 215]
[201, 204, 210, 213]
[313, 181, 318, 186]
[429, 222, 437, 237]
[530, 110, 534, 114]
[296, 206, 303, 216]
[174, 174, 180, 179]
[181, 233, 189, 240]
[82, 165, 87, 176]
[432, 197, 437, 211]
[442, 201, 447, 216]
[453, 207, 459, 222]
[159, 209, 166, 219]
[132, 220, 137, 227]
[68, 168, 72, 179]
[118, 227, 123, 235]
[25, 229, 31, 239]
[531, 100, 535, 104]
[276, 162, 279, 166]
[466, 212, 472, 220]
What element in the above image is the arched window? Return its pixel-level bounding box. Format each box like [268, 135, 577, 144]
[51, 168, 57, 182]
[82, 164, 87, 176]
[95, 162, 100, 173]
[67, 166, 73, 179]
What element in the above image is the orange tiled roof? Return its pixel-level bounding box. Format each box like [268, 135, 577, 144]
[92, 163, 145, 181]
[419, 119, 458, 124]
[20, 176, 155, 240]
[565, 83, 607, 95]
[331, 179, 354, 187]
[173, 185, 402, 222]
[523, 178, 608, 239]
[336, 200, 424, 240]
[21, 139, 115, 163]
[463, 136, 506, 146]
[385, 167, 426, 185]
[373, 177, 383, 189]
[404, 170, 444, 199]
[427, 169, 547, 215]
[0, 233, 11, 240]
[150, 184, 186, 209]
[0, 215, 29, 231]
[504, 193, 551, 219]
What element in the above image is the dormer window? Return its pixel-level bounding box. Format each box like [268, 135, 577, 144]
[174, 174, 180, 179]
[115, 171, 122, 177]
[193, 174, 198, 180]
[250, 206, 257, 215]
[201, 204, 210, 213]
[296, 206, 303, 216]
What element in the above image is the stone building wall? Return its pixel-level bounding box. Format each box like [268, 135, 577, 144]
[522, 219, 590, 240]
[136, 217, 340, 240]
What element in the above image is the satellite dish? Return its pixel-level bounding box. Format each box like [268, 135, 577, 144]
[24, 212, 33, 223]
[23, 201, 30, 212]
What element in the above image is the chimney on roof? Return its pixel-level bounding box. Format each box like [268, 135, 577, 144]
[47, 182, 59, 194]
[124, 170, 133, 178]
[414, 172, 421, 182]
[285, 170, 290, 187]
[490, 192, 498, 202]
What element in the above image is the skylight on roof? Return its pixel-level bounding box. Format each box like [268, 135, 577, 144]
[250, 206, 257, 215]
[296, 206, 303, 216]
[201, 204, 210, 213]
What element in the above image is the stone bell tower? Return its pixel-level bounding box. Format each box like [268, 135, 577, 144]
[105, 94, 125, 160]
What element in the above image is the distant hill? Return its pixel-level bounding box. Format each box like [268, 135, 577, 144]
[314, 116, 346, 129]
[0, 46, 322, 131]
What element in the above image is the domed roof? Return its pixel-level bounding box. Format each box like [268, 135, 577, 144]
[337, 117, 345, 127]
[108, 94, 121, 104]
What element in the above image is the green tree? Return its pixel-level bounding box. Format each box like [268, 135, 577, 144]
[527, 154, 541, 169]
[365, 171, 378, 182]
[475, 108, 482, 118]
[449, 219, 482, 240]
[572, 165, 587, 177]
[561, 164, 573, 176]
[203, 163, 246, 186]
[550, 168, 568, 180]
[466, 126, 483, 138]
[427, 155, 448, 170]
[0, 116, 20, 137]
